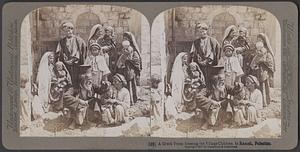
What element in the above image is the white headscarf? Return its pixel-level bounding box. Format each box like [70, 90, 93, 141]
[88, 24, 103, 42]
[222, 25, 237, 43]
[170, 52, 188, 107]
[257, 33, 275, 58]
[36, 52, 54, 105]
[123, 32, 140, 53]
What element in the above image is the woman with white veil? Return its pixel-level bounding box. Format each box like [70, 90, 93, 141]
[169, 52, 189, 112]
[250, 33, 275, 106]
[32, 51, 56, 119]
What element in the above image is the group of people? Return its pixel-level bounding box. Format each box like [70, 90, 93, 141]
[150, 23, 275, 130]
[22, 21, 143, 129]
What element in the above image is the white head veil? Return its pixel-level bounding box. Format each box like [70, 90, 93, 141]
[170, 52, 188, 107]
[222, 25, 237, 43]
[88, 24, 103, 42]
[123, 32, 140, 53]
[257, 33, 275, 58]
[36, 52, 54, 105]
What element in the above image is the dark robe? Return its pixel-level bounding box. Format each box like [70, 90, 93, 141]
[56, 35, 87, 88]
[252, 52, 275, 106]
[190, 37, 221, 85]
[115, 51, 141, 105]
[62, 84, 103, 120]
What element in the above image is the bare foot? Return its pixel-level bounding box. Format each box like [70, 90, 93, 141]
[68, 120, 76, 130]
[200, 122, 209, 130]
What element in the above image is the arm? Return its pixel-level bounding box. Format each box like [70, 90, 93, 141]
[190, 43, 196, 62]
[116, 89, 131, 110]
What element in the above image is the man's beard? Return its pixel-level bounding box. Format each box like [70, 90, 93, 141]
[216, 81, 225, 92]
[83, 79, 93, 91]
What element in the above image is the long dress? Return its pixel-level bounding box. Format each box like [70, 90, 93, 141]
[218, 56, 244, 88]
[32, 52, 55, 118]
[84, 55, 111, 87]
[116, 51, 141, 105]
[169, 52, 189, 111]
[246, 89, 263, 124]
[250, 51, 275, 107]
[101, 86, 131, 124]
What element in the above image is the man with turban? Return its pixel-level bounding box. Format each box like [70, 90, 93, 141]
[56, 21, 87, 88]
[190, 23, 221, 85]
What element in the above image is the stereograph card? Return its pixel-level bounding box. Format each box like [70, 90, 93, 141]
[1, 1, 298, 150]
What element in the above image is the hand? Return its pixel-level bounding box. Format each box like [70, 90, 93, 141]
[102, 46, 109, 51]
[64, 60, 73, 65]
[235, 47, 243, 53]
[211, 100, 220, 107]
[79, 99, 89, 106]
[199, 60, 207, 66]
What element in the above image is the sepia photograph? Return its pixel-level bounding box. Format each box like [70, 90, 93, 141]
[151, 5, 281, 138]
[20, 5, 151, 137]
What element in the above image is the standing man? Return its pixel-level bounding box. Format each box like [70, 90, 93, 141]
[56, 21, 87, 88]
[190, 23, 221, 85]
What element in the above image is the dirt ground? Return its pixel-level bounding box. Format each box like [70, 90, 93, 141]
[21, 88, 281, 138]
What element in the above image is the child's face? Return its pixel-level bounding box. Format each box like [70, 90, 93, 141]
[55, 64, 63, 71]
[224, 49, 233, 57]
[189, 64, 197, 71]
[123, 44, 130, 49]
[105, 30, 112, 36]
[245, 80, 255, 91]
[234, 89, 246, 100]
[182, 54, 188, 65]
[91, 47, 99, 56]
[151, 81, 159, 89]
[95, 28, 105, 38]
[257, 48, 267, 56]
[48, 54, 55, 64]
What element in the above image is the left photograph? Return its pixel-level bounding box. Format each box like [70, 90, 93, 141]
[20, 5, 151, 137]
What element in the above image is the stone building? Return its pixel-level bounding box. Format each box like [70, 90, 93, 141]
[21, 5, 150, 86]
[151, 5, 281, 88]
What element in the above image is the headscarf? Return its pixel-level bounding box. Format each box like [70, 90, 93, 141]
[123, 32, 140, 53]
[36, 52, 55, 105]
[61, 21, 74, 29]
[113, 73, 127, 87]
[257, 33, 275, 58]
[195, 22, 209, 30]
[88, 24, 103, 42]
[89, 42, 101, 50]
[123, 32, 142, 70]
[221, 25, 237, 57]
[222, 25, 237, 43]
[239, 27, 248, 38]
[170, 52, 189, 106]
[105, 26, 115, 38]
[246, 75, 260, 87]
[189, 62, 205, 85]
[257, 33, 276, 73]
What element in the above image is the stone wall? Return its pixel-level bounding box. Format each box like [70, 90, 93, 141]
[152, 6, 281, 88]
[25, 5, 150, 86]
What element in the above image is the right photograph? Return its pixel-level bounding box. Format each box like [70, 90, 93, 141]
[150, 5, 281, 138]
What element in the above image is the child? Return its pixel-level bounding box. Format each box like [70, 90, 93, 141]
[84, 43, 111, 88]
[218, 44, 244, 89]
[185, 62, 206, 93]
[150, 74, 163, 129]
[49, 61, 72, 111]
[20, 74, 31, 130]
[53, 61, 71, 91]
[244, 75, 263, 126]
[232, 83, 248, 127]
